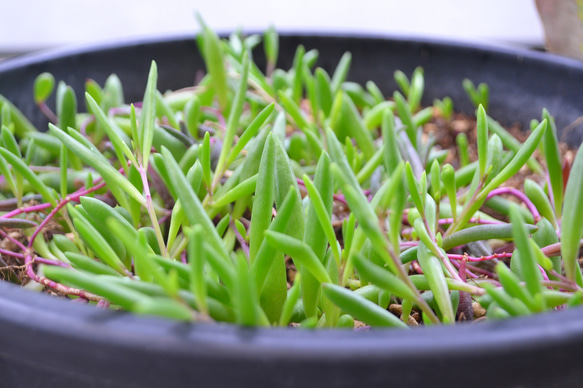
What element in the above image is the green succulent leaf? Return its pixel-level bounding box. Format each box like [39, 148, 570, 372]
[0, 147, 57, 207]
[33, 73, 55, 104]
[42, 265, 147, 309]
[138, 61, 158, 169]
[322, 283, 407, 328]
[562, 146, 583, 284]
[48, 123, 144, 208]
[510, 204, 543, 296]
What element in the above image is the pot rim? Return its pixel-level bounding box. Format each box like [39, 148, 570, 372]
[2, 31, 582, 75]
[2, 280, 582, 359]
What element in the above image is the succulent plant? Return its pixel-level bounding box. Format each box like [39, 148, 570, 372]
[0, 24, 581, 329]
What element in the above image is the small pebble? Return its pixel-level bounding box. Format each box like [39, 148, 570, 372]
[473, 302, 487, 318]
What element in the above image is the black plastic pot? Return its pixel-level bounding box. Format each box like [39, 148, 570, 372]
[0, 34, 582, 388]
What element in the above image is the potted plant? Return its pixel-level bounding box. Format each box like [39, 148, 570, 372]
[0, 24, 582, 387]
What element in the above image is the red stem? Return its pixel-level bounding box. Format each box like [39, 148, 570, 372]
[27, 181, 107, 245]
[1, 172, 113, 300]
[201, 106, 226, 128]
[448, 252, 513, 262]
[450, 259, 479, 279]
[486, 187, 541, 223]
[38, 102, 58, 123]
[438, 217, 502, 225]
[230, 219, 249, 259]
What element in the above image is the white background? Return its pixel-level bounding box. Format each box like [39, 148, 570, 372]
[1, 1, 544, 55]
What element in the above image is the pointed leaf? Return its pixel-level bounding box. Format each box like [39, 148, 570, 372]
[322, 283, 407, 328]
[42, 265, 146, 309]
[264, 231, 331, 284]
[160, 147, 230, 265]
[249, 134, 276, 263]
[510, 204, 542, 295]
[139, 61, 158, 168]
[0, 148, 57, 207]
[48, 123, 144, 207]
[562, 145, 583, 283]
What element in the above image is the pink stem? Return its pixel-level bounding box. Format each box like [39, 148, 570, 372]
[137, 165, 167, 257]
[0, 228, 27, 251]
[458, 258, 467, 281]
[0, 163, 130, 301]
[465, 264, 494, 278]
[438, 217, 503, 225]
[438, 246, 465, 282]
[411, 260, 423, 274]
[24, 251, 101, 302]
[296, 178, 348, 206]
[28, 181, 107, 246]
[0, 248, 23, 259]
[1, 171, 108, 220]
[333, 193, 348, 206]
[538, 240, 583, 258]
[201, 106, 226, 128]
[399, 241, 418, 249]
[450, 259, 479, 279]
[486, 187, 540, 223]
[34, 257, 70, 267]
[16, 172, 115, 300]
[108, 107, 132, 116]
[541, 280, 579, 292]
[550, 270, 578, 288]
[448, 252, 513, 262]
[158, 213, 171, 225]
[38, 102, 58, 123]
[79, 115, 95, 136]
[231, 219, 249, 259]
[403, 210, 503, 226]
[1, 202, 52, 219]
[97, 299, 111, 308]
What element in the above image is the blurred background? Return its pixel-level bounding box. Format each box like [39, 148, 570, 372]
[1, 1, 545, 59]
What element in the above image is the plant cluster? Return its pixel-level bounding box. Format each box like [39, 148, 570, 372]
[0, 24, 581, 328]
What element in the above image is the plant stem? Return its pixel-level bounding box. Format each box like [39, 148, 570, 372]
[451, 259, 479, 279]
[38, 102, 58, 123]
[1, 202, 52, 219]
[34, 256, 70, 267]
[438, 217, 502, 225]
[541, 280, 580, 292]
[24, 251, 102, 302]
[486, 187, 540, 223]
[541, 240, 583, 257]
[390, 250, 440, 324]
[0, 225, 99, 300]
[201, 106, 226, 128]
[79, 115, 95, 136]
[0, 247, 23, 259]
[5, 177, 109, 296]
[444, 180, 486, 237]
[399, 241, 418, 249]
[448, 252, 513, 262]
[27, 181, 107, 247]
[465, 264, 494, 278]
[0, 228, 26, 252]
[138, 165, 168, 257]
[296, 177, 350, 206]
[230, 219, 249, 259]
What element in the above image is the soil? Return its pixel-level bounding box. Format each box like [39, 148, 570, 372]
[427, 113, 539, 188]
